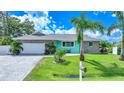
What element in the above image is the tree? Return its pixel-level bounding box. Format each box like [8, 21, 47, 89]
[7, 17, 35, 37]
[0, 12, 4, 36]
[71, 13, 104, 81]
[99, 40, 113, 54]
[21, 19, 35, 35]
[0, 12, 35, 37]
[7, 17, 22, 37]
[0, 37, 13, 45]
[54, 49, 66, 63]
[117, 43, 121, 55]
[0, 11, 9, 37]
[108, 11, 124, 61]
[9, 41, 23, 55]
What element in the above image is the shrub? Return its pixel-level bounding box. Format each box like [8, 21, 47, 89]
[100, 48, 108, 54]
[66, 49, 71, 53]
[0, 37, 13, 45]
[99, 41, 112, 54]
[45, 42, 56, 55]
[117, 43, 121, 55]
[54, 49, 67, 63]
[9, 41, 23, 55]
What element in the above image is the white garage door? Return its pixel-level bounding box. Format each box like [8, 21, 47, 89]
[21, 43, 45, 54]
[0, 45, 10, 55]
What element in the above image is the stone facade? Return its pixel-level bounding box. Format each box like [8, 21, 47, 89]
[83, 41, 100, 53]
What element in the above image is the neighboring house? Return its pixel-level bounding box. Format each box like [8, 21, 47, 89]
[13, 32, 100, 54]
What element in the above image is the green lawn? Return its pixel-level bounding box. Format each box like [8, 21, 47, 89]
[25, 56, 80, 81]
[25, 54, 124, 81]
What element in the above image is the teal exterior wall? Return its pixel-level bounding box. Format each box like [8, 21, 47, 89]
[55, 40, 80, 53]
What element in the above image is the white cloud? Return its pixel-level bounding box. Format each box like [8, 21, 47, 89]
[52, 24, 57, 29]
[10, 11, 70, 35]
[55, 27, 76, 34]
[110, 28, 120, 34]
[93, 12, 99, 16]
[11, 11, 52, 32]
[65, 27, 76, 34]
[9, 11, 121, 43]
[58, 25, 64, 29]
[84, 30, 101, 38]
[24, 11, 48, 17]
[49, 16, 52, 19]
[112, 13, 116, 17]
[11, 15, 28, 22]
[83, 28, 122, 43]
[100, 11, 106, 15]
[93, 11, 106, 16]
[55, 29, 64, 34]
[98, 29, 122, 43]
[42, 29, 54, 34]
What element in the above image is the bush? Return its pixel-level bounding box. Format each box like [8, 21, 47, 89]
[0, 37, 13, 45]
[66, 49, 71, 53]
[54, 49, 67, 63]
[100, 48, 108, 54]
[99, 41, 113, 54]
[9, 41, 23, 55]
[45, 42, 56, 55]
[117, 43, 121, 55]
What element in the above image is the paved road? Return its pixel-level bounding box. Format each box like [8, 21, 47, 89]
[0, 55, 42, 81]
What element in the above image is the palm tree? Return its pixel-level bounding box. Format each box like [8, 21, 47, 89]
[108, 11, 124, 61]
[9, 41, 23, 55]
[71, 13, 104, 81]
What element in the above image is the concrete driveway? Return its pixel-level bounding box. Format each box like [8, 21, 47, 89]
[0, 55, 43, 81]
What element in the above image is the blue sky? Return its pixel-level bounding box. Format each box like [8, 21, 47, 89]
[8, 11, 121, 43]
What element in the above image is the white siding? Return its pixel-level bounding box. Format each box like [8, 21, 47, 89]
[21, 43, 45, 54]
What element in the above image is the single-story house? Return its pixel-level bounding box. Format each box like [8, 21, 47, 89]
[13, 32, 101, 54]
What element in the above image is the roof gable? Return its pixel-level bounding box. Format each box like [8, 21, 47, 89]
[32, 31, 45, 36]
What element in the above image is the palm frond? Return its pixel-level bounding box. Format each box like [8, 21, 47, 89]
[93, 22, 105, 34]
[107, 24, 120, 36]
[71, 17, 79, 25]
[71, 13, 104, 43]
[80, 13, 86, 21]
[84, 21, 104, 34]
[113, 11, 124, 23]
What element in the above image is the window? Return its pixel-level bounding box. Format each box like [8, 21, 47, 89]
[89, 42, 93, 46]
[62, 42, 74, 47]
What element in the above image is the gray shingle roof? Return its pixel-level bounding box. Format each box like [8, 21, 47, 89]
[32, 31, 45, 36]
[14, 34, 100, 41]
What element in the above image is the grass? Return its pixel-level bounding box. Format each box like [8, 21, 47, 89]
[83, 54, 124, 81]
[25, 54, 124, 81]
[25, 56, 79, 81]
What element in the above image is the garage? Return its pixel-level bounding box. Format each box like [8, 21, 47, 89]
[13, 32, 48, 55]
[21, 43, 45, 55]
[0, 45, 10, 55]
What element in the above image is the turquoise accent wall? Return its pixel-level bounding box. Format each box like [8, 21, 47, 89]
[55, 40, 80, 53]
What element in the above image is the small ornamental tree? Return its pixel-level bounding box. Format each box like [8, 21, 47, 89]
[54, 49, 67, 63]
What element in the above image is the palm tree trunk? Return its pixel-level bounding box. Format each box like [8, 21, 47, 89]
[79, 31, 85, 81]
[80, 40, 85, 61]
[120, 28, 124, 61]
